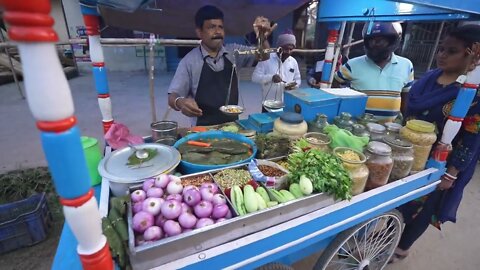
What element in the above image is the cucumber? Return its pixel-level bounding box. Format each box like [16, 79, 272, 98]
[269, 189, 287, 203]
[232, 185, 246, 215]
[255, 193, 267, 210]
[256, 187, 271, 203]
[266, 201, 279, 207]
[243, 185, 259, 213]
[289, 183, 304, 199]
[279, 190, 296, 201]
[299, 175, 314, 195]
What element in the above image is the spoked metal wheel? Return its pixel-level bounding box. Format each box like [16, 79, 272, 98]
[314, 210, 403, 270]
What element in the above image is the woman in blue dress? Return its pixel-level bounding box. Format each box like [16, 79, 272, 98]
[391, 24, 480, 262]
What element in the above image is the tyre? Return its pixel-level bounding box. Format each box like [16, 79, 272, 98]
[313, 210, 403, 270]
[257, 262, 295, 270]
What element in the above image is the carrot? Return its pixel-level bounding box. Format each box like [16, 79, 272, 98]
[187, 140, 211, 147]
[191, 126, 207, 132]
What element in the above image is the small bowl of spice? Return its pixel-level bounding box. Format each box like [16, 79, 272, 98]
[303, 132, 331, 152]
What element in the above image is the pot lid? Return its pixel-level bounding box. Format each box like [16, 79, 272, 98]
[406, 119, 435, 133]
[280, 112, 304, 124]
[98, 143, 181, 183]
[383, 136, 413, 148]
[366, 141, 392, 156]
[366, 123, 386, 133]
[385, 122, 403, 132]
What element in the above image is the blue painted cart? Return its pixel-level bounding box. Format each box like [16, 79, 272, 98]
[48, 0, 479, 269]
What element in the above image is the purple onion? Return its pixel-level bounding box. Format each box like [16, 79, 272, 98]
[163, 220, 182, 237]
[166, 193, 183, 202]
[170, 175, 182, 184]
[194, 200, 213, 218]
[161, 199, 182, 220]
[142, 178, 155, 192]
[166, 180, 183, 195]
[181, 202, 193, 214]
[201, 182, 219, 194]
[143, 226, 163, 241]
[131, 189, 146, 203]
[155, 214, 167, 227]
[183, 185, 198, 193]
[211, 204, 229, 219]
[215, 218, 227, 224]
[225, 209, 233, 219]
[195, 218, 214, 229]
[135, 235, 146, 246]
[212, 194, 227, 205]
[182, 228, 193, 233]
[132, 211, 154, 233]
[132, 201, 143, 214]
[183, 189, 201, 206]
[200, 187, 215, 202]
[155, 174, 170, 189]
[147, 187, 164, 198]
[178, 212, 198, 229]
[142, 197, 163, 216]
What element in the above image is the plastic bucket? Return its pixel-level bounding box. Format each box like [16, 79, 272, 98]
[81, 136, 102, 186]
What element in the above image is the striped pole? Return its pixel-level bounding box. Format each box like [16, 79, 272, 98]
[80, 1, 114, 134]
[0, 1, 113, 269]
[320, 22, 340, 89]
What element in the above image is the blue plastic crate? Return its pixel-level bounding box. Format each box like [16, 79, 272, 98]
[0, 193, 52, 254]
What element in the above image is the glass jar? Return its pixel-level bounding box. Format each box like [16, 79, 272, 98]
[385, 122, 403, 140]
[383, 136, 414, 181]
[308, 113, 329, 133]
[273, 112, 308, 139]
[334, 147, 369, 195]
[366, 123, 386, 141]
[303, 132, 331, 152]
[334, 112, 355, 131]
[400, 120, 437, 172]
[364, 141, 393, 190]
[352, 124, 370, 138]
[357, 113, 378, 126]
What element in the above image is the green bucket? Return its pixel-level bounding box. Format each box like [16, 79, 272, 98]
[81, 136, 102, 186]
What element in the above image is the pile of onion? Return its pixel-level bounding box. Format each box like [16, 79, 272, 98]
[131, 174, 232, 246]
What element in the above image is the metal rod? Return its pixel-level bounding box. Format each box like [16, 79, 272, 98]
[0, 30, 24, 99]
[148, 34, 157, 123]
[328, 21, 347, 86]
[426, 21, 445, 71]
[344, 22, 356, 58]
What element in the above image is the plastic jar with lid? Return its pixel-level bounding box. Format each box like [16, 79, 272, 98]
[366, 123, 386, 141]
[364, 141, 393, 190]
[352, 124, 370, 138]
[383, 136, 414, 181]
[399, 120, 437, 172]
[273, 112, 308, 139]
[357, 113, 378, 126]
[384, 122, 403, 139]
[334, 112, 355, 131]
[308, 113, 329, 133]
[334, 147, 369, 195]
[303, 132, 331, 152]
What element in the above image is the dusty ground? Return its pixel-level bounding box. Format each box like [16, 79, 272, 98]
[0, 72, 479, 269]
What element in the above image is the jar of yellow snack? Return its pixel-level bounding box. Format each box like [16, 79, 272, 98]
[333, 147, 369, 195]
[400, 120, 437, 172]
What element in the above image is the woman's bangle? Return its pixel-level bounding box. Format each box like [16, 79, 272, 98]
[173, 96, 184, 111]
[444, 172, 458, 180]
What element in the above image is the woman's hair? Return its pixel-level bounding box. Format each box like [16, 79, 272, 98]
[447, 24, 480, 49]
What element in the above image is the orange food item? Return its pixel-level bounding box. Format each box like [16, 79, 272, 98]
[187, 140, 211, 147]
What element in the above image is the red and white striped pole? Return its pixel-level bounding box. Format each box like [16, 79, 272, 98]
[0, 1, 113, 269]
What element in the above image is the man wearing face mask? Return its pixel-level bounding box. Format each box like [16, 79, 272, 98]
[252, 31, 301, 112]
[168, 5, 273, 126]
[334, 22, 414, 123]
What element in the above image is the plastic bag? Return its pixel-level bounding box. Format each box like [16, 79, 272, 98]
[323, 124, 369, 152]
[248, 159, 289, 190]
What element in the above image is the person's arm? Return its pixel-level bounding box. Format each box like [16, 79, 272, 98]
[293, 60, 301, 88]
[167, 60, 202, 117]
[401, 62, 415, 115]
[333, 62, 353, 88]
[252, 60, 272, 84]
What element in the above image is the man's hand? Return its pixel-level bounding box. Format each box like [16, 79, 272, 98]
[253, 16, 276, 39]
[272, 74, 282, 83]
[308, 78, 321, 88]
[178, 98, 203, 117]
[285, 82, 297, 90]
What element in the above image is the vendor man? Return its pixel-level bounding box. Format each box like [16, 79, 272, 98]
[168, 5, 273, 126]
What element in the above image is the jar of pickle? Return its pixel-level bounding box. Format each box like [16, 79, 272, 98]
[334, 112, 355, 131]
[400, 120, 437, 172]
[383, 136, 414, 181]
[273, 112, 308, 139]
[352, 124, 370, 138]
[333, 147, 369, 195]
[364, 141, 393, 190]
[357, 113, 378, 126]
[308, 113, 329, 133]
[385, 122, 402, 139]
[366, 123, 386, 141]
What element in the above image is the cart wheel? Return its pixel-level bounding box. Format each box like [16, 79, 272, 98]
[313, 210, 403, 270]
[257, 262, 295, 270]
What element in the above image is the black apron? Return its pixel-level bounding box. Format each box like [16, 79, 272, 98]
[195, 48, 239, 126]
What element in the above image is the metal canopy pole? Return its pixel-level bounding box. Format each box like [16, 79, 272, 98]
[148, 34, 157, 124]
[343, 22, 356, 59]
[0, 30, 24, 99]
[328, 21, 347, 86]
[426, 21, 445, 71]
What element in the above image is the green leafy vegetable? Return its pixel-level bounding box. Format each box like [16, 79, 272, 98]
[287, 139, 352, 200]
[126, 148, 158, 166]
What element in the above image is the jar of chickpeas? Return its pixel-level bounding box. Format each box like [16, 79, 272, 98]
[333, 147, 369, 195]
[400, 120, 437, 172]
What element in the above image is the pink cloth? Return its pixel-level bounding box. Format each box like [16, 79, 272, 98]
[104, 123, 144, 149]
